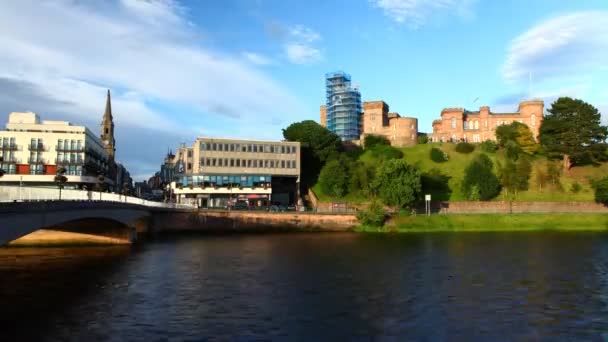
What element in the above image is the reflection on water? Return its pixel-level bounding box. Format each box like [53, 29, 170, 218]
[2, 232, 608, 340]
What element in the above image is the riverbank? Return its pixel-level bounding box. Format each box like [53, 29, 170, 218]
[356, 213, 608, 233]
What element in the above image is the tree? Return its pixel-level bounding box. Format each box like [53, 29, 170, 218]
[283, 120, 342, 190]
[462, 154, 501, 201]
[54, 167, 68, 200]
[593, 176, 608, 206]
[417, 134, 429, 144]
[372, 159, 421, 209]
[421, 168, 452, 201]
[430, 147, 448, 162]
[539, 97, 608, 169]
[455, 142, 475, 154]
[348, 161, 375, 196]
[318, 157, 350, 197]
[496, 122, 538, 154]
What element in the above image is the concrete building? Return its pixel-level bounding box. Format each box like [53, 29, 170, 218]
[429, 100, 544, 143]
[170, 137, 300, 208]
[325, 71, 362, 141]
[0, 90, 130, 190]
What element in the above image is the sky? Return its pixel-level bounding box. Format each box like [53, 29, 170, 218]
[1, 0, 608, 180]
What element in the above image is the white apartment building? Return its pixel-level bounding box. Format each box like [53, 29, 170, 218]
[0, 112, 112, 188]
[170, 137, 301, 208]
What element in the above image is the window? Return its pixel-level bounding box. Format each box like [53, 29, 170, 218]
[70, 139, 76, 150]
[247, 160, 251, 167]
[270, 160, 274, 168]
[253, 145, 257, 153]
[264, 160, 269, 168]
[281, 160, 285, 168]
[484, 120, 488, 128]
[236, 159, 240, 167]
[187, 150, 192, 158]
[200, 142, 207, 150]
[247, 144, 252, 152]
[474, 121, 479, 130]
[242, 145, 247, 152]
[281, 146, 285, 153]
[58, 139, 63, 150]
[187, 163, 192, 170]
[218, 159, 223, 167]
[230, 159, 234, 167]
[212, 158, 216, 166]
[531, 114, 536, 126]
[230, 144, 234, 152]
[218, 144, 223, 151]
[464, 121, 468, 130]
[224, 144, 229, 151]
[253, 160, 258, 168]
[451, 117, 456, 129]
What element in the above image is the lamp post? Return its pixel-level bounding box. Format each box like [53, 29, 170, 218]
[97, 174, 105, 201]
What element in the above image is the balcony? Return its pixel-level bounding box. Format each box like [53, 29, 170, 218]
[0, 144, 20, 151]
[28, 158, 46, 164]
[56, 146, 85, 152]
[56, 158, 84, 165]
[0, 157, 21, 164]
[28, 144, 48, 151]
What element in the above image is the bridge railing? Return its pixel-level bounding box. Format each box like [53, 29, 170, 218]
[0, 186, 194, 209]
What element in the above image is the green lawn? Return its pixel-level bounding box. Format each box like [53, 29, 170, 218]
[356, 213, 608, 232]
[311, 143, 607, 204]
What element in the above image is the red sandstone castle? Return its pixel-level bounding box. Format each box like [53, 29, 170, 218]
[429, 100, 544, 143]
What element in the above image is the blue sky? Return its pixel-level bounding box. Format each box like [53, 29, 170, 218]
[1, 0, 607, 180]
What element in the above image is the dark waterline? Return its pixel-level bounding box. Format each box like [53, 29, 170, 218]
[2, 232, 608, 340]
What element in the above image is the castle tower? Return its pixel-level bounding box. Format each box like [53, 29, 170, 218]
[101, 89, 116, 160]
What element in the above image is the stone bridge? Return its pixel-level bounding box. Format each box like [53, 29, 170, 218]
[0, 201, 194, 246]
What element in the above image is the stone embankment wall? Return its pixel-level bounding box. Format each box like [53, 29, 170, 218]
[431, 201, 608, 214]
[152, 211, 358, 232]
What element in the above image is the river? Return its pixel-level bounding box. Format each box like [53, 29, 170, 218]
[1, 232, 608, 340]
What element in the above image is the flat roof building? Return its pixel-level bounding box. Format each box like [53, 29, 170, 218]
[170, 137, 301, 209]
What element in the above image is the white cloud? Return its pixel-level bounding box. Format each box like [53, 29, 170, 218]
[286, 44, 322, 64]
[0, 0, 303, 178]
[283, 25, 322, 64]
[242, 52, 273, 65]
[370, 0, 476, 28]
[502, 11, 608, 83]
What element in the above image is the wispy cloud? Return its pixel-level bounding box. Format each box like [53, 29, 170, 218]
[370, 0, 477, 28]
[501, 11, 608, 83]
[284, 25, 322, 64]
[0, 0, 302, 179]
[242, 52, 273, 65]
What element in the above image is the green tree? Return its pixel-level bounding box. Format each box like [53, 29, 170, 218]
[514, 157, 532, 191]
[462, 154, 501, 201]
[349, 161, 375, 196]
[539, 97, 608, 168]
[372, 159, 421, 209]
[417, 134, 429, 144]
[318, 157, 351, 197]
[496, 122, 538, 154]
[283, 120, 342, 189]
[421, 168, 452, 201]
[593, 176, 608, 206]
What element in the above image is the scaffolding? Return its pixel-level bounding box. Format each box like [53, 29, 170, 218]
[325, 71, 362, 141]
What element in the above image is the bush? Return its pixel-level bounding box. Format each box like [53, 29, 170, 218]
[364, 135, 390, 149]
[593, 177, 608, 205]
[462, 154, 501, 201]
[370, 144, 403, 161]
[455, 142, 475, 154]
[480, 140, 498, 153]
[417, 135, 429, 144]
[357, 201, 386, 227]
[430, 147, 448, 163]
[571, 182, 582, 193]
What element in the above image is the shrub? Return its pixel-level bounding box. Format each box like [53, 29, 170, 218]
[357, 201, 386, 227]
[571, 182, 582, 193]
[455, 142, 475, 154]
[430, 147, 448, 163]
[417, 135, 429, 144]
[364, 134, 390, 149]
[370, 144, 403, 161]
[480, 140, 498, 153]
[462, 154, 501, 201]
[593, 177, 608, 205]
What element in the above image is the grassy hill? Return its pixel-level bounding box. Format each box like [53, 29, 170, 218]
[312, 142, 608, 203]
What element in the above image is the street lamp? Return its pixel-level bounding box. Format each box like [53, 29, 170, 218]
[96, 174, 105, 201]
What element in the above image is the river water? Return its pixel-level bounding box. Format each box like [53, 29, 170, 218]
[2, 232, 608, 341]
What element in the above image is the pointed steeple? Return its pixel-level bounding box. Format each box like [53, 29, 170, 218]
[103, 89, 113, 121]
[101, 89, 116, 161]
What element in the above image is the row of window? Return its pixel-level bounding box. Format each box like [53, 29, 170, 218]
[180, 175, 271, 187]
[452, 116, 537, 130]
[201, 158, 297, 169]
[57, 139, 84, 151]
[200, 142, 297, 154]
[1, 137, 16, 148]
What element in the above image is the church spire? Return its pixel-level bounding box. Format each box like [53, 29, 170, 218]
[104, 89, 113, 121]
[101, 89, 115, 160]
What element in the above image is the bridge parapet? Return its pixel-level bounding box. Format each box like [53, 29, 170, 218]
[0, 186, 194, 210]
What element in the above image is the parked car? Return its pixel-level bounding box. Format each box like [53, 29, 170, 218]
[286, 204, 297, 211]
[269, 204, 287, 212]
[233, 201, 249, 210]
